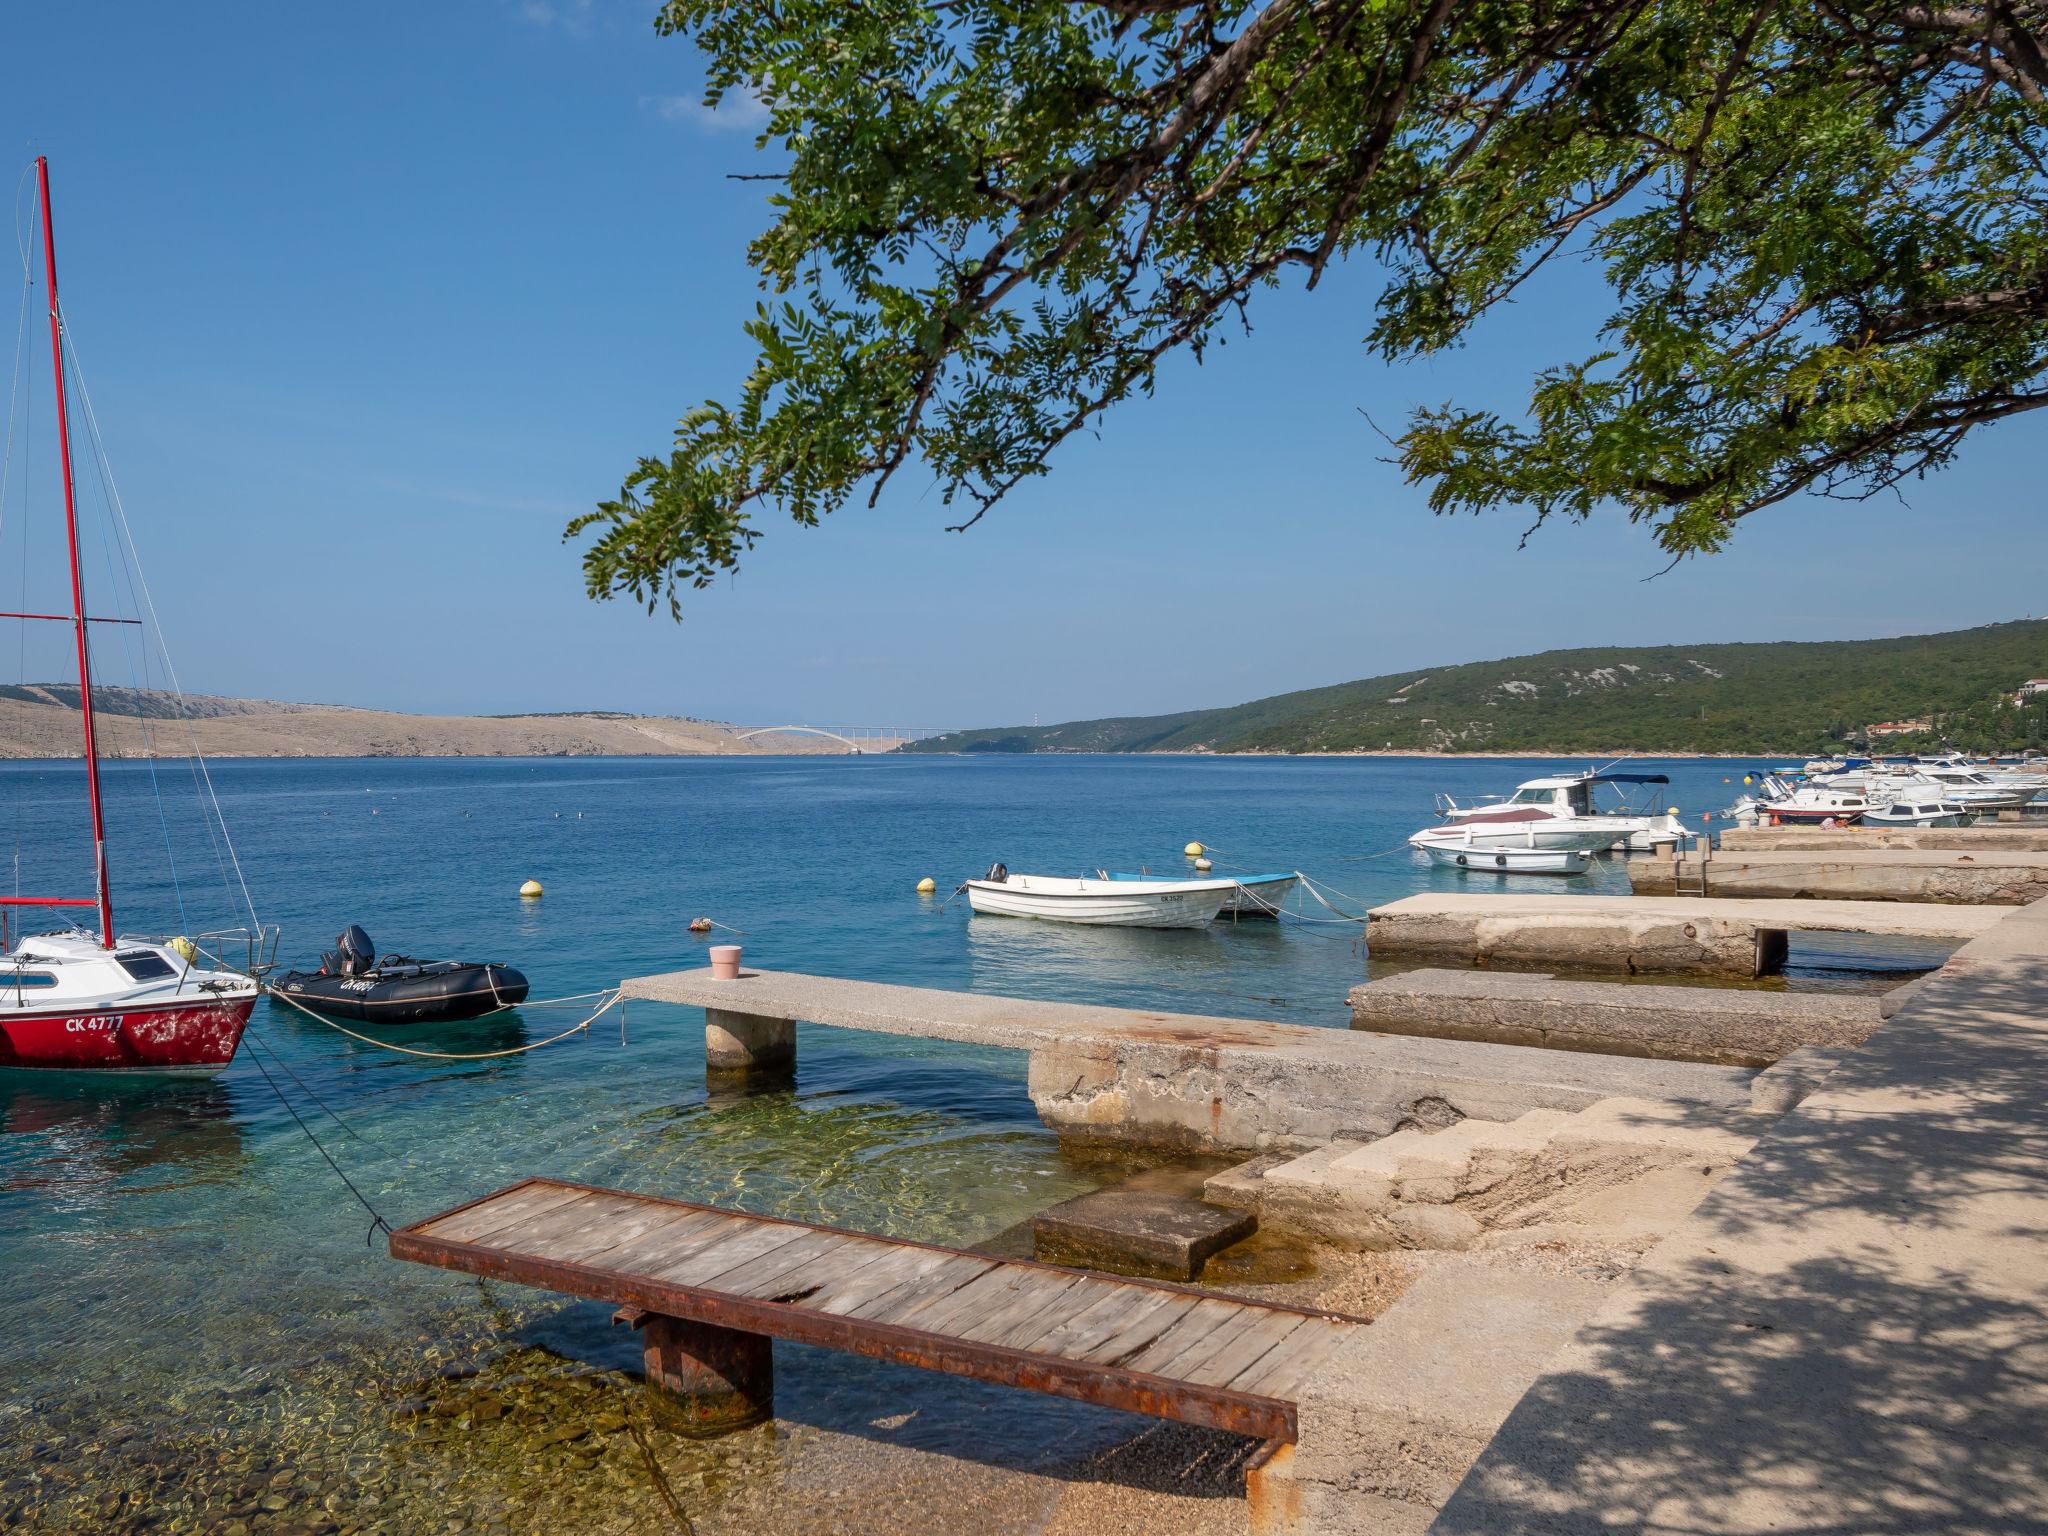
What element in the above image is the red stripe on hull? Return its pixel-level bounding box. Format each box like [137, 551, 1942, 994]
[0, 995, 255, 1071]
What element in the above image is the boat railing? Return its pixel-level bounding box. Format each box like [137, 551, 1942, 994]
[148, 924, 282, 988]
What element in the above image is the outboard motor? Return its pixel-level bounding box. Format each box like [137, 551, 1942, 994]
[335, 925, 376, 978]
[983, 862, 1009, 883]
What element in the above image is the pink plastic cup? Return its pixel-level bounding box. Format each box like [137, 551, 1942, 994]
[709, 944, 743, 980]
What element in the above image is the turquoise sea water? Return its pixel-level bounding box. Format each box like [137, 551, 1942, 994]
[0, 753, 1931, 1532]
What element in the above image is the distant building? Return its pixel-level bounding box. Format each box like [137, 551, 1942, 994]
[1867, 719, 1932, 737]
[2018, 679, 2048, 699]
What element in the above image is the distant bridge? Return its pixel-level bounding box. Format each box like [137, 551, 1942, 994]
[734, 726, 950, 754]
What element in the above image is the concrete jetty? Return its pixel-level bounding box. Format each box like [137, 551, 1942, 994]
[1422, 895, 2048, 1535]
[618, 967, 1754, 1151]
[1721, 823, 2048, 852]
[1347, 968, 1884, 1067]
[1630, 847, 2048, 905]
[1364, 892, 2002, 976]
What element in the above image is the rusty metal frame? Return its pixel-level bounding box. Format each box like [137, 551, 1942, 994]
[392, 1176, 1367, 1442]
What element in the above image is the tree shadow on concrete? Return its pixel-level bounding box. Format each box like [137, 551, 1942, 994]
[1432, 949, 2048, 1535]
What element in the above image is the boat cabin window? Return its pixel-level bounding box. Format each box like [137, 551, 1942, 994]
[115, 950, 178, 981]
[1509, 788, 1557, 805]
[7, 971, 56, 989]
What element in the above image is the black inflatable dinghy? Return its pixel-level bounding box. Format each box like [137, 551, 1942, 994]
[272, 926, 529, 1024]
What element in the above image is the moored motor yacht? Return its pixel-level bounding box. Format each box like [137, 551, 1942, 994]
[1759, 783, 1870, 824]
[1434, 770, 1691, 852]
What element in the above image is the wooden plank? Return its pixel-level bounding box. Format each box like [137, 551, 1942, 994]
[1024, 1285, 1151, 1360]
[419, 1181, 585, 1245]
[954, 1271, 1090, 1349]
[699, 1230, 855, 1298]
[651, 1220, 813, 1289]
[584, 1210, 747, 1278]
[1231, 1319, 1356, 1400]
[1184, 1311, 1310, 1390]
[786, 1245, 937, 1318]
[979, 1273, 1132, 1352]
[1119, 1298, 1246, 1378]
[1145, 1303, 1273, 1382]
[748, 1235, 898, 1305]
[559, 1208, 729, 1270]
[389, 1210, 1301, 1443]
[844, 1253, 997, 1323]
[878, 1262, 1019, 1331]
[474, 1191, 644, 1254]
[1079, 1290, 1202, 1366]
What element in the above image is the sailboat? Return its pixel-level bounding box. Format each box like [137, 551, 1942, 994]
[0, 159, 263, 1072]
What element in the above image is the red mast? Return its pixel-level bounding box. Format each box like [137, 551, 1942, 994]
[35, 157, 114, 949]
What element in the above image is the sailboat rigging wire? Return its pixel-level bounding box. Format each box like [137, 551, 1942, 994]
[6, 170, 34, 903]
[237, 1032, 394, 1245]
[59, 310, 261, 932]
[266, 984, 625, 1060]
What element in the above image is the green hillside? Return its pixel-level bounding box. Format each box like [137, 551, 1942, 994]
[905, 621, 2048, 756]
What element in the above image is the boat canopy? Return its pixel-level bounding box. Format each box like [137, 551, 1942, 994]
[1588, 772, 1669, 785]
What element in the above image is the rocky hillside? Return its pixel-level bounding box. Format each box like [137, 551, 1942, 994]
[905, 621, 2048, 756]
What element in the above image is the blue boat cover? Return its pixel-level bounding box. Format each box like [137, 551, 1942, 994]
[1589, 773, 1670, 785]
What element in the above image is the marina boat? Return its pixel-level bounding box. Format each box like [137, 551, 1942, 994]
[273, 927, 529, 1025]
[1862, 799, 1972, 828]
[0, 159, 265, 1072]
[965, 868, 1235, 928]
[1106, 870, 1299, 918]
[1414, 830, 1594, 875]
[1759, 784, 1869, 824]
[1907, 766, 2036, 812]
[1434, 770, 1691, 852]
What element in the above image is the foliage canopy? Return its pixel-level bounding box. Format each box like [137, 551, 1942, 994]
[569, 1, 2048, 611]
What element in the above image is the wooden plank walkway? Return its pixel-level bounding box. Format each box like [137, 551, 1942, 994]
[391, 1176, 1365, 1442]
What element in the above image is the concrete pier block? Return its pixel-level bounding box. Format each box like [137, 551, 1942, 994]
[1032, 1187, 1254, 1280]
[1349, 969, 1884, 1068]
[625, 1309, 773, 1436]
[704, 1007, 795, 1086]
[1630, 847, 2048, 905]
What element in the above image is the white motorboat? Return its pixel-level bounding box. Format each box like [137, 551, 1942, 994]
[1434, 770, 1690, 852]
[1862, 799, 1972, 827]
[1415, 831, 1594, 875]
[965, 868, 1235, 928]
[1757, 783, 1870, 824]
[1105, 871, 1299, 918]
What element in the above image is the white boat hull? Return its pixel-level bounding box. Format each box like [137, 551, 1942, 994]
[1420, 843, 1594, 875]
[1412, 823, 1617, 854]
[965, 875, 1233, 928]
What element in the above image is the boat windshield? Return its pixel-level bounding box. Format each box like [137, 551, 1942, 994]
[1509, 788, 1557, 805]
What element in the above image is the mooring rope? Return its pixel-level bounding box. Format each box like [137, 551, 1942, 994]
[266, 984, 624, 1060]
[238, 1027, 394, 1245]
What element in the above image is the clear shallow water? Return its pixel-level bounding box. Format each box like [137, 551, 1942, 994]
[0, 753, 1916, 1531]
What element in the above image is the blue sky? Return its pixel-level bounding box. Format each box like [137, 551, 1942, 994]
[1, 2, 2040, 730]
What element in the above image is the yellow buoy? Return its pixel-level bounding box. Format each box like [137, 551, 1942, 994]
[519, 879, 544, 899]
[688, 917, 713, 933]
[1668, 806, 1680, 816]
[1194, 857, 1213, 871]
[916, 877, 937, 894]
[1183, 841, 1205, 857]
